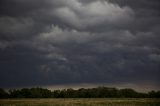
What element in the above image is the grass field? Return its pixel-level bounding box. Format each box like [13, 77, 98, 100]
[0, 98, 160, 106]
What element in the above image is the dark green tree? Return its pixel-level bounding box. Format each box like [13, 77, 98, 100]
[0, 88, 9, 98]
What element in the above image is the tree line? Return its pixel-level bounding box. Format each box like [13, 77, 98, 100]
[0, 87, 160, 98]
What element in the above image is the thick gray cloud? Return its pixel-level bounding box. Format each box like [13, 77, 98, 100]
[0, 0, 160, 90]
[53, 0, 134, 28]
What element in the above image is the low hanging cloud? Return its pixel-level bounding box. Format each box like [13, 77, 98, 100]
[0, 0, 160, 90]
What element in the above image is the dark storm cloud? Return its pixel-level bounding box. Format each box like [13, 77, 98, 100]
[0, 0, 160, 89]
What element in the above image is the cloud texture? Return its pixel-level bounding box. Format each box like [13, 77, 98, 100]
[0, 0, 160, 90]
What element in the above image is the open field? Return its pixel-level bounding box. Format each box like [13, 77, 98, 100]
[0, 98, 160, 106]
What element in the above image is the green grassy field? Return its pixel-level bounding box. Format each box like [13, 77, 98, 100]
[0, 98, 160, 106]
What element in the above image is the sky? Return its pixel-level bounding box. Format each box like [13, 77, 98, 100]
[0, 0, 160, 91]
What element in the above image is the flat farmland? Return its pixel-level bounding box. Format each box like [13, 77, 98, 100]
[0, 98, 160, 106]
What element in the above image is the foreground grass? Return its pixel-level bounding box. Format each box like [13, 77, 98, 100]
[0, 98, 160, 106]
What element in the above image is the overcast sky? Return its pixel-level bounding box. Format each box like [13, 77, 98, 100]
[0, 0, 160, 91]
